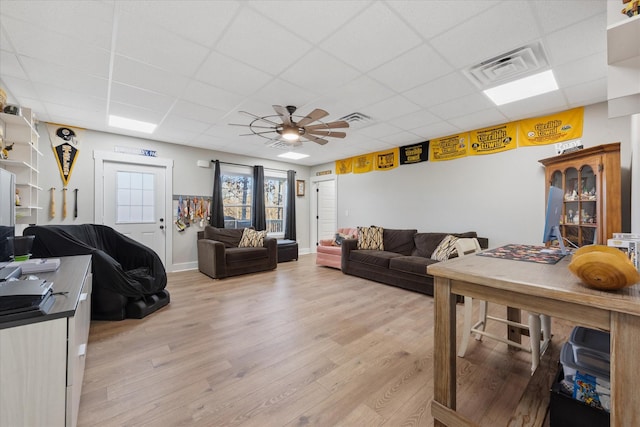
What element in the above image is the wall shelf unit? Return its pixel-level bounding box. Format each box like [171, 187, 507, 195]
[0, 107, 42, 223]
[607, 14, 640, 118]
[539, 143, 621, 247]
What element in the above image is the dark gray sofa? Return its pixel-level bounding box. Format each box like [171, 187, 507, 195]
[197, 226, 277, 279]
[341, 228, 488, 296]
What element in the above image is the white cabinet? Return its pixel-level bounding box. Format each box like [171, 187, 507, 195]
[0, 107, 42, 223]
[0, 255, 92, 427]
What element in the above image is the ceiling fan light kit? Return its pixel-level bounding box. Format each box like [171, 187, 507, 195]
[232, 105, 349, 147]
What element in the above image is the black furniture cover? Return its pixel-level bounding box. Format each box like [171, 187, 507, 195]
[24, 224, 169, 320]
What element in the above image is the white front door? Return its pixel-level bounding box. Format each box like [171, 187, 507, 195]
[102, 161, 166, 264]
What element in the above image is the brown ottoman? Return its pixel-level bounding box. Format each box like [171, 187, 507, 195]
[277, 239, 298, 262]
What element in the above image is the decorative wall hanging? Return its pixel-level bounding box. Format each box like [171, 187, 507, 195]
[47, 123, 82, 186]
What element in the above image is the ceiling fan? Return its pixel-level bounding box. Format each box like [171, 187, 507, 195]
[231, 105, 349, 146]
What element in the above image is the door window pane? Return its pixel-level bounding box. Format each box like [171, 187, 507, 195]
[116, 171, 155, 223]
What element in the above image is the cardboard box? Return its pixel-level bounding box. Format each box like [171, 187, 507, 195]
[608, 238, 639, 271]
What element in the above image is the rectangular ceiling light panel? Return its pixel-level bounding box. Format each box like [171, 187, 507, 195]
[108, 115, 157, 134]
[483, 70, 559, 106]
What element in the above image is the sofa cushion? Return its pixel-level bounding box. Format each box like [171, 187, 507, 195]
[389, 256, 439, 276]
[226, 247, 269, 263]
[357, 226, 384, 250]
[431, 235, 460, 261]
[383, 228, 417, 255]
[412, 231, 478, 258]
[349, 249, 402, 268]
[204, 226, 244, 248]
[239, 228, 267, 248]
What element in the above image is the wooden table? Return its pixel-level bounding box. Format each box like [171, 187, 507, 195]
[427, 252, 640, 427]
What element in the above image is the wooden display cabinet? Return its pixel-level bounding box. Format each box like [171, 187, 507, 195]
[539, 142, 621, 247]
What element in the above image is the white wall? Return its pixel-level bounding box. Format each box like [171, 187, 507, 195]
[311, 102, 632, 248]
[35, 128, 311, 271]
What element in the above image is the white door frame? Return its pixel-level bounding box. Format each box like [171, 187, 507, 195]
[94, 150, 174, 269]
[309, 174, 337, 254]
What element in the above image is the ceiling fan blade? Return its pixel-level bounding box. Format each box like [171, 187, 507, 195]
[239, 110, 280, 126]
[272, 105, 292, 126]
[304, 134, 329, 145]
[305, 130, 346, 138]
[305, 120, 350, 130]
[296, 108, 329, 127]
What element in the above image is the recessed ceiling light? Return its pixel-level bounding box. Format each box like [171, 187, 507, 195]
[108, 115, 157, 134]
[278, 152, 309, 160]
[483, 70, 558, 106]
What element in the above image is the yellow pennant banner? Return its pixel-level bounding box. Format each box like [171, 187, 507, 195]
[430, 133, 469, 161]
[335, 158, 353, 175]
[469, 122, 517, 155]
[518, 107, 584, 147]
[47, 123, 83, 186]
[352, 153, 374, 174]
[375, 147, 399, 171]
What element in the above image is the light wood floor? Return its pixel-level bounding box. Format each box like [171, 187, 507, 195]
[78, 254, 573, 426]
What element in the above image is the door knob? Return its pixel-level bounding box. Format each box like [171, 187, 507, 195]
[159, 225, 164, 230]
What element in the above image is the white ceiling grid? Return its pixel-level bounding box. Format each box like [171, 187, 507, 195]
[0, 0, 608, 166]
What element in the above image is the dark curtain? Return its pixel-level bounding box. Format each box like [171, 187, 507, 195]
[210, 160, 224, 227]
[284, 170, 296, 240]
[251, 165, 266, 231]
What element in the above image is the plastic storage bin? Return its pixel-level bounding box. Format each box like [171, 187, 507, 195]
[569, 326, 610, 373]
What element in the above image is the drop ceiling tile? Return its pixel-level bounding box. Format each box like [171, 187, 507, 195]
[182, 80, 244, 112]
[115, 14, 210, 77]
[171, 100, 227, 124]
[544, 13, 607, 66]
[119, 1, 240, 47]
[248, 0, 367, 44]
[20, 56, 108, 98]
[32, 83, 107, 111]
[429, 92, 494, 121]
[357, 122, 403, 139]
[386, 109, 441, 130]
[403, 72, 476, 109]
[430, 1, 540, 69]
[369, 44, 454, 93]
[248, 77, 319, 108]
[447, 108, 508, 132]
[563, 78, 607, 106]
[321, 75, 395, 113]
[112, 55, 189, 98]
[363, 95, 421, 122]
[0, 51, 27, 79]
[386, 0, 500, 40]
[279, 49, 361, 94]
[498, 91, 568, 121]
[109, 101, 165, 124]
[215, 7, 311, 76]
[320, 2, 422, 73]
[414, 121, 462, 140]
[0, 1, 114, 49]
[110, 82, 175, 113]
[195, 51, 274, 96]
[1, 16, 111, 77]
[1, 75, 38, 100]
[554, 52, 607, 89]
[529, 0, 605, 34]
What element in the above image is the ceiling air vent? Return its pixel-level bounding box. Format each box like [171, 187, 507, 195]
[339, 112, 372, 128]
[266, 140, 299, 149]
[464, 41, 551, 89]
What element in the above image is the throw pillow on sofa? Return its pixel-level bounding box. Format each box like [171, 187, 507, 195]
[334, 232, 354, 246]
[357, 226, 384, 250]
[431, 235, 459, 261]
[238, 228, 267, 247]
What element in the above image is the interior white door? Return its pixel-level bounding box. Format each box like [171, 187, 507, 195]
[316, 179, 337, 244]
[102, 161, 166, 264]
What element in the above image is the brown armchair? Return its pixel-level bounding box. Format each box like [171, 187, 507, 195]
[197, 226, 277, 279]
